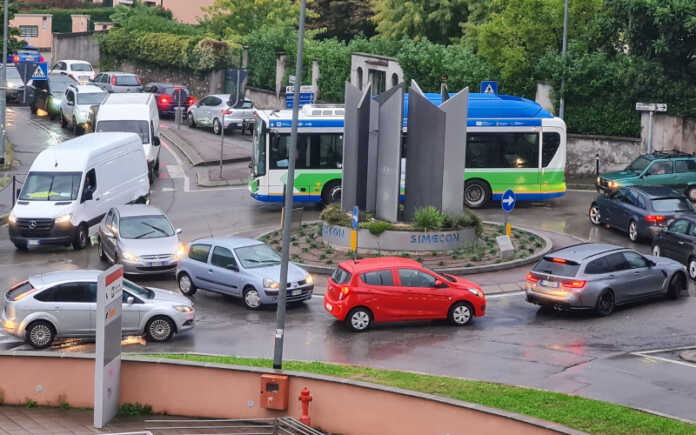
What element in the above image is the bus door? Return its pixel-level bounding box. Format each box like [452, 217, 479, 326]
[540, 128, 565, 197]
[268, 133, 310, 200]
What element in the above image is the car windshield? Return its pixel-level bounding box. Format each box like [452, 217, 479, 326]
[116, 75, 139, 86]
[119, 215, 174, 239]
[71, 63, 92, 72]
[96, 120, 149, 144]
[123, 279, 154, 300]
[652, 198, 693, 212]
[625, 156, 651, 174]
[77, 93, 105, 105]
[234, 244, 281, 268]
[19, 172, 82, 201]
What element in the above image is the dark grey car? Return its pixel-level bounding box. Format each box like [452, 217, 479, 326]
[526, 243, 686, 315]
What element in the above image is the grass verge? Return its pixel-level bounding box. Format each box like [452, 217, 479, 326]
[147, 354, 694, 435]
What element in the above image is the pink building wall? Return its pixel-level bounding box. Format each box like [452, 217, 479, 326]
[10, 14, 52, 50]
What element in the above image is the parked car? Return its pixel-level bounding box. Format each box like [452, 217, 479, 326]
[1, 270, 194, 348]
[29, 73, 76, 120]
[589, 186, 694, 242]
[3, 65, 26, 102]
[526, 243, 686, 316]
[651, 215, 696, 280]
[95, 93, 161, 183]
[176, 237, 314, 310]
[187, 95, 254, 135]
[596, 150, 696, 200]
[143, 82, 194, 117]
[8, 46, 42, 64]
[97, 205, 184, 275]
[8, 133, 150, 251]
[323, 257, 486, 332]
[50, 60, 96, 85]
[60, 84, 107, 134]
[92, 72, 143, 93]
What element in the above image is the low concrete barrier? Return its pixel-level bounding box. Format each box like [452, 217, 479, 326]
[0, 352, 581, 435]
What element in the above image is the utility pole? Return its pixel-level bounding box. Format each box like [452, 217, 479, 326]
[1, 0, 9, 166]
[558, 0, 569, 119]
[273, 0, 307, 370]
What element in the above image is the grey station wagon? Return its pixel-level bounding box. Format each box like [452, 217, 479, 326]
[526, 243, 686, 315]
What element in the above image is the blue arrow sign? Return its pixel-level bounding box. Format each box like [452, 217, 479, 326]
[352, 206, 359, 230]
[501, 189, 516, 212]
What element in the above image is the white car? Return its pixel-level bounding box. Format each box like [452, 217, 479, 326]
[60, 84, 107, 135]
[50, 60, 96, 85]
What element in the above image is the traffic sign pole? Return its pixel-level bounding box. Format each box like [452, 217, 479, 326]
[351, 206, 359, 260]
[501, 189, 516, 236]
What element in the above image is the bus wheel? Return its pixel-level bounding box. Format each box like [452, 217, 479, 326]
[463, 180, 490, 209]
[321, 180, 342, 205]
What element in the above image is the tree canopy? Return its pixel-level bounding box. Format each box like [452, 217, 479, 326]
[370, 0, 469, 44]
[202, 0, 313, 40]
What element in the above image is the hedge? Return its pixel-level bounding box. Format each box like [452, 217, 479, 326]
[25, 8, 114, 33]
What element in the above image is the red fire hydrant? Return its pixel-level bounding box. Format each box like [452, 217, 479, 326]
[298, 387, 312, 426]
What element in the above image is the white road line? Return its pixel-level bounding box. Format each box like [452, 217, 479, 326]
[161, 187, 176, 192]
[161, 141, 191, 192]
[632, 345, 696, 355]
[486, 291, 525, 299]
[631, 352, 696, 369]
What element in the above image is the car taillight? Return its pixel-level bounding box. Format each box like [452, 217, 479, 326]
[222, 108, 234, 115]
[646, 215, 664, 224]
[136, 76, 142, 84]
[338, 286, 350, 300]
[12, 55, 19, 63]
[39, 56, 44, 63]
[159, 96, 169, 104]
[526, 273, 539, 283]
[562, 280, 586, 289]
[111, 76, 117, 85]
[187, 96, 195, 105]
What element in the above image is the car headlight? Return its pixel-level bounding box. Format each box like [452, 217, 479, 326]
[596, 177, 601, 184]
[609, 181, 620, 189]
[305, 274, 313, 285]
[263, 278, 279, 289]
[7, 82, 15, 89]
[174, 243, 187, 260]
[54, 213, 71, 224]
[174, 305, 193, 313]
[8, 212, 16, 224]
[467, 287, 481, 296]
[122, 250, 139, 262]
[51, 98, 61, 107]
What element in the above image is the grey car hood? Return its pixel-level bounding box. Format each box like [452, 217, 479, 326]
[119, 236, 179, 256]
[645, 255, 683, 270]
[247, 262, 308, 283]
[149, 287, 192, 305]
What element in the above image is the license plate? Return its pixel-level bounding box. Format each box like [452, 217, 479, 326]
[540, 280, 558, 288]
[291, 289, 301, 296]
[148, 261, 162, 267]
[27, 240, 39, 246]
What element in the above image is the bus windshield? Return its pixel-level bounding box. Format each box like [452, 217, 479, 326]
[269, 132, 343, 170]
[252, 120, 266, 176]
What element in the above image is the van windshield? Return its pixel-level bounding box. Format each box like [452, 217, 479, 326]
[96, 120, 149, 144]
[20, 172, 82, 201]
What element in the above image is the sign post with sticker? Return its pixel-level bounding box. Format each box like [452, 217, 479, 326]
[94, 265, 123, 429]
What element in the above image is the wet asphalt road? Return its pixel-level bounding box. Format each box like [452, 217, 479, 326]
[1, 108, 695, 421]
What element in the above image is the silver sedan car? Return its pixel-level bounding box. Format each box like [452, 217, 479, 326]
[97, 205, 185, 275]
[187, 95, 254, 135]
[526, 243, 686, 315]
[1, 270, 195, 348]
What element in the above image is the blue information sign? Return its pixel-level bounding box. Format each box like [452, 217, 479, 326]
[501, 189, 516, 213]
[352, 206, 359, 230]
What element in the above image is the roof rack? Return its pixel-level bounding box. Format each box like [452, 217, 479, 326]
[650, 149, 694, 157]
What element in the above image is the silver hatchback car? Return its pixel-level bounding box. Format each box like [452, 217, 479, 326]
[1, 270, 194, 348]
[97, 205, 185, 275]
[526, 243, 686, 315]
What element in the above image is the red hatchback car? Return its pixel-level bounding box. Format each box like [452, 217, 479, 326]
[324, 257, 486, 331]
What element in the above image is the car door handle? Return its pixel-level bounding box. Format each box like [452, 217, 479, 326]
[608, 274, 616, 279]
[208, 269, 213, 273]
[633, 271, 641, 275]
[678, 241, 685, 245]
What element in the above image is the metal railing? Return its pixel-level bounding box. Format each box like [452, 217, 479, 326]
[141, 417, 324, 434]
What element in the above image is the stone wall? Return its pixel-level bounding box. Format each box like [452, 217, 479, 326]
[245, 86, 284, 109]
[52, 31, 101, 66]
[119, 61, 225, 99]
[566, 134, 641, 175]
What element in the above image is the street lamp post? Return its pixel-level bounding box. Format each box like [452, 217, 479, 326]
[273, 0, 307, 370]
[558, 0, 569, 119]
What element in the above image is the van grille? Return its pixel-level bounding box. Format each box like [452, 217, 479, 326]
[16, 218, 54, 236]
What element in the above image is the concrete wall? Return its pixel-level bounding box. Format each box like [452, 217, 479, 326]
[566, 134, 641, 175]
[644, 113, 696, 154]
[0, 354, 569, 435]
[351, 52, 403, 95]
[245, 86, 284, 109]
[52, 32, 101, 67]
[11, 14, 52, 50]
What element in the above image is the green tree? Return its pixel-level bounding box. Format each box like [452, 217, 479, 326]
[371, 0, 469, 44]
[3, 1, 26, 54]
[203, 0, 313, 40]
[309, 0, 375, 41]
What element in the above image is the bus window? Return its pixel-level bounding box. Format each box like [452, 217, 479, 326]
[252, 121, 266, 176]
[465, 133, 539, 169]
[542, 132, 561, 167]
[270, 133, 343, 170]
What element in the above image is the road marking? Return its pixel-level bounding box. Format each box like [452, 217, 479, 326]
[631, 352, 696, 369]
[161, 187, 176, 192]
[631, 345, 696, 355]
[166, 164, 185, 178]
[486, 291, 525, 299]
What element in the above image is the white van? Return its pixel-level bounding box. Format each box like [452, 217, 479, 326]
[94, 92, 161, 182]
[8, 132, 150, 251]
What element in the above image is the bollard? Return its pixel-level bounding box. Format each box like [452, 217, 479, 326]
[298, 387, 312, 426]
[595, 153, 599, 177]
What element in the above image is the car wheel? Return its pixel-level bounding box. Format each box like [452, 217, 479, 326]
[49, 111, 57, 121]
[97, 237, 107, 262]
[178, 272, 197, 296]
[589, 205, 601, 225]
[72, 224, 89, 250]
[188, 113, 197, 128]
[666, 273, 685, 299]
[595, 290, 615, 316]
[448, 301, 474, 326]
[146, 316, 175, 342]
[628, 220, 639, 242]
[686, 186, 696, 202]
[321, 180, 342, 205]
[688, 257, 696, 280]
[243, 286, 261, 310]
[652, 245, 661, 257]
[60, 111, 67, 128]
[346, 307, 372, 332]
[463, 179, 491, 209]
[26, 320, 55, 349]
[213, 118, 221, 135]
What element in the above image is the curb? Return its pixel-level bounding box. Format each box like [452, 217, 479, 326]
[195, 167, 248, 188]
[679, 350, 696, 364]
[255, 221, 554, 276]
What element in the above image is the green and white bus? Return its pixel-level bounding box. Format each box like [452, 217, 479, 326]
[248, 92, 566, 208]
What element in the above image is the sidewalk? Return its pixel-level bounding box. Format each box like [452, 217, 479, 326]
[160, 120, 251, 167]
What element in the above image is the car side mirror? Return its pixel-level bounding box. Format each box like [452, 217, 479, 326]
[648, 260, 656, 267]
[126, 296, 134, 305]
[435, 279, 447, 288]
[227, 263, 239, 272]
[176, 228, 182, 235]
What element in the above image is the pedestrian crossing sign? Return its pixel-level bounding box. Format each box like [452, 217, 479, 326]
[31, 62, 48, 81]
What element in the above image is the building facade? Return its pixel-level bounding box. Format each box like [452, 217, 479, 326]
[10, 14, 53, 50]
